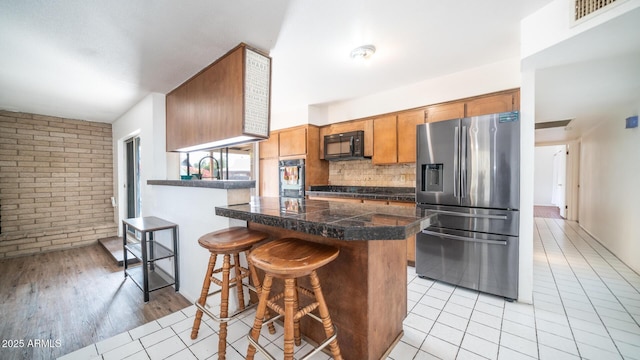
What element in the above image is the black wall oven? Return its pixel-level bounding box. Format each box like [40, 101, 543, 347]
[279, 159, 305, 198]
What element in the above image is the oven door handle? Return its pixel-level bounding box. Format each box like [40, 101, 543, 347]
[421, 230, 507, 245]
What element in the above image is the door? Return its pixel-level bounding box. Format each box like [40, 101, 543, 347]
[259, 158, 279, 197]
[125, 136, 141, 219]
[553, 146, 567, 218]
[461, 112, 520, 209]
[416, 227, 519, 299]
[416, 119, 460, 206]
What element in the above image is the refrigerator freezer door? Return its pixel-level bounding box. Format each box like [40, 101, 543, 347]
[419, 204, 519, 237]
[461, 112, 520, 209]
[416, 227, 519, 299]
[416, 120, 461, 206]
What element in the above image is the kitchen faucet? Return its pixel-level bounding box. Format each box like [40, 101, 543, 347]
[197, 156, 220, 180]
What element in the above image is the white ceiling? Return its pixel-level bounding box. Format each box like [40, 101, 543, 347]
[1, 0, 638, 143]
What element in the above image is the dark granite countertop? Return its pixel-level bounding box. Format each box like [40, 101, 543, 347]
[215, 196, 435, 241]
[307, 185, 415, 202]
[147, 179, 255, 189]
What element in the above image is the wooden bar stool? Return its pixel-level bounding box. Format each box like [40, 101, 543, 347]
[246, 238, 343, 360]
[190, 227, 275, 360]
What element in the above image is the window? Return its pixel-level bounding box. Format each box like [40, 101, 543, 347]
[179, 144, 255, 181]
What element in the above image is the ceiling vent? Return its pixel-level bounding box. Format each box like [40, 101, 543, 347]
[574, 0, 618, 21]
[535, 119, 573, 130]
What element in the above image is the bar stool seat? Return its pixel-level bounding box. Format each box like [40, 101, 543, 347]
[247, 238, 343, 360]
[191, 226, 275, 360]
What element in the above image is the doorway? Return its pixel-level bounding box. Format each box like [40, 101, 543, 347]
[534, 142, 580, 221]
[125, 136, 141, 219]
[534, 145, 565, 217]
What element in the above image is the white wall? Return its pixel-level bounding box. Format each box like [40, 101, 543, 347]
[147, 186, 246, 303]
[579, 112, 640, 273]
[269, 57, 521, 129]
[112, 93, 168, 229]
[519, 70, 535, 304]
[521, 0, 640, 61]
[324, 57, 521, 124]
[111, 93, 252, 304]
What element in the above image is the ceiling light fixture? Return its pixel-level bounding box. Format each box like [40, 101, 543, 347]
[350, 44, 376, 60]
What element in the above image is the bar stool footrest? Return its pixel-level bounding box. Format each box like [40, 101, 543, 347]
[195, 282, 259, 323]
[248, 312, 337, 360]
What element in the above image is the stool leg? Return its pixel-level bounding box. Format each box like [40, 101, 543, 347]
[191, 253, 216, 339]
[233, 253, 245, 311]
[247, 274, 273, 360]
[283, 278, 296, 360]
[310, 270, 342, 360]
[292, 279, 301, 346]
[218, 254, 231, 360]
[248, 254, 276, 335]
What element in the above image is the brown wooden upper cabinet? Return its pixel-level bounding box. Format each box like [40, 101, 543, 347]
[426, 90, 519, 123]
[279, 127, 307, 157]
[372, 115, 398, 165]
[259, 133, 279, 159]
[397, 110, 426, 163]
[466, 92, 516, 117]
[373, 110, 425, 165]
[166, 43, 271, 152]
[426, 102, 465, 123]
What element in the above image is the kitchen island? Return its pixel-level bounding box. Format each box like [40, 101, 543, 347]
[216, 197, 435, 360]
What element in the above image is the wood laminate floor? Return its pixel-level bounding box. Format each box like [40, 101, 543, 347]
[534, 206, 564, 219]
[0, 244, 191, 360]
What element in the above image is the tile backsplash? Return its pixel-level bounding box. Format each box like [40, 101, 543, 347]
[328, 159, 416, 187]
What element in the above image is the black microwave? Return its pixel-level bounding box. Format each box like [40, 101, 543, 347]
[324, 131, 366, 160]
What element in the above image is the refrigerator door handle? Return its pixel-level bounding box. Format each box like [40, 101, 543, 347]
[427, 209, 508, 220]
[460, 125, 468, 199]
[421, 230, 507, 246]
[453, 126, 459, 198]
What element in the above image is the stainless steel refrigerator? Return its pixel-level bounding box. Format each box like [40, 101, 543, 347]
[415, 111, 520, 300]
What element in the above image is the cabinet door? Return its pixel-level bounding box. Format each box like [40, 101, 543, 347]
[373, 115, 398, 165]
[465, 93, 514, 117]
[307, 196, 362, 204]
[397, 110, 425, 163]
[362, 199, 389, 205]
[279, 127, 307, 157]
[259, 158, 279, 197]
[389, 201, 417, 265]
[259, 133, 279, 159]
[426, 102, 465, 123]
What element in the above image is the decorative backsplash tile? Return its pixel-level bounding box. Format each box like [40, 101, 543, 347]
[328, 159, 416, 187]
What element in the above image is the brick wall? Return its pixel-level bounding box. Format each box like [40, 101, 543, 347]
[0, 110, 117, 258]
[329, 159, 416, 187]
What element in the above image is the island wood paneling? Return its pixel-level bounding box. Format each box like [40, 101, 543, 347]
[247, 222, 407, 360]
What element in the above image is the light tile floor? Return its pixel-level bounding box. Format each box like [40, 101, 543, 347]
[59, 218, 640, 360]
